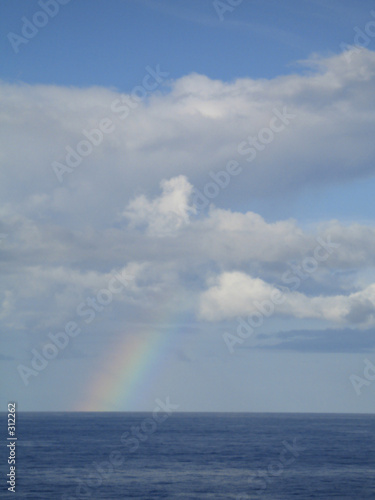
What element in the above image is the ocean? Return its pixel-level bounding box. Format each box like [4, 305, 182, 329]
[2, 412, 375, 499]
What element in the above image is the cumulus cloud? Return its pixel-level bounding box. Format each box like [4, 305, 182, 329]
[1, 49, 375, 229]
[122, 175, 196, 236]
[2, 49, 375, 350]
[199, 271, 375, 326]
[2, 172, 375, 337]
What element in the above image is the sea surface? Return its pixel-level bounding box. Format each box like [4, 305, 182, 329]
[1, 412, 375, 499]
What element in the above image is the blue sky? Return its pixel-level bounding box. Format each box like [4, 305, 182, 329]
[1, 0, 375, 413]
[1, 0, 374, 87]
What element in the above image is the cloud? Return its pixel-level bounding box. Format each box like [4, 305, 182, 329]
[122, 175, 196, 236]
[254, 327, 375, 353]
[1, 49, 375, 228]
[2, 172, 375, 338]
[199, 271, 375, 326]
[2, 50, 375, 352]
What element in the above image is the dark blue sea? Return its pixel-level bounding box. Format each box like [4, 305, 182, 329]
[1, 412, 375, 499]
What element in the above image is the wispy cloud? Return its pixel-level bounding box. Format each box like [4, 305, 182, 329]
[254, 327, 375, 353]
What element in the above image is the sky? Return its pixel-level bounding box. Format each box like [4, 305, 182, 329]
[1, 0, 375, 413]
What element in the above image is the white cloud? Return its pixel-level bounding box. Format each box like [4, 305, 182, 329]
[199, 271, 375, 326]
[122, 175, 196, 236]
[2, 173, 375, 335]
[2, 50, 375, 346]
[1, 49, 375, 230]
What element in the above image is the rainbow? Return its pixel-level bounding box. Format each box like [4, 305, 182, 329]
[75, 309, 191, 412]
